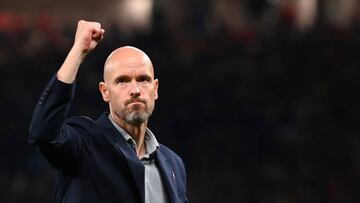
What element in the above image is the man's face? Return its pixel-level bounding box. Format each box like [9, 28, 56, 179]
[99, 48, 158, 125]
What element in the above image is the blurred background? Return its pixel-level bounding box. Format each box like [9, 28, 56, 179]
[1, 0, 360, 202]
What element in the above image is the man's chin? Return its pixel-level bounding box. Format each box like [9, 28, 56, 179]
[125, 115, 147, 125]
[124, 111, 150, 125]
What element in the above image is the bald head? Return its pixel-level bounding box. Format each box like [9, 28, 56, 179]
[103, 46, 154, 82]
[99, 46, 159, 126]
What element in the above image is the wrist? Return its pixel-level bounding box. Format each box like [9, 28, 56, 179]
[57, 47, 85, 84]
[69, 45, 88, 64]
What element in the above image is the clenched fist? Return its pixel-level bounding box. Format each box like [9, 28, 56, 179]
[72, 20, 105, 56]
[57, 20, 105, 84]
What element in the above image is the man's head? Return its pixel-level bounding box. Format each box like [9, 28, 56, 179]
[99, 46, 158, 126]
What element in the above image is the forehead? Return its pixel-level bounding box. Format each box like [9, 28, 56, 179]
[104, 49, 154, 80]
[110, 61, 153, 76]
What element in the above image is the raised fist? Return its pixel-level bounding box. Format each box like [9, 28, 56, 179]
[72, 20, 105, 55]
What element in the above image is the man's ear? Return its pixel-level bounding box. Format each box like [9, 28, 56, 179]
[99, 82, 110, 102]
[154, 79, 159, 100]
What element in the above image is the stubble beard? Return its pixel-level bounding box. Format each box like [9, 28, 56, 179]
[119, 103, 155, 126]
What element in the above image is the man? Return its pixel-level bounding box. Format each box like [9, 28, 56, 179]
[28, 20, 187, 203]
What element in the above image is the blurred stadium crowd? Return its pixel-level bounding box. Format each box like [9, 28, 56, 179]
[1, 0, 360, 202]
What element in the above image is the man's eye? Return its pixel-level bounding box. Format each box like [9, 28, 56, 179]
[116, 78, 129, 84]
[138, 77, 151, 83]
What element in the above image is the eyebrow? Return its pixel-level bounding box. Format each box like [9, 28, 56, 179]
[113, 73, 153, 82]
[113, 75, 130, 83]
[137, 74, 152, 81]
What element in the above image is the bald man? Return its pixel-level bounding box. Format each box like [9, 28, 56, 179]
[29, 20, 187, 203]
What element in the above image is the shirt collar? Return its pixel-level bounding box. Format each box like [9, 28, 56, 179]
[108, 114, 159, 157]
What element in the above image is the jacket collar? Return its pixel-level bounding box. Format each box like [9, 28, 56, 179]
[156, 149, 179, 203]
[96, 112, 179, 203]
[108, 114, 159, 158]
[96, 112, 145, 203]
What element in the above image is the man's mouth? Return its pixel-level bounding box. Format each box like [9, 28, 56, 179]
[126, 99, 146, 105]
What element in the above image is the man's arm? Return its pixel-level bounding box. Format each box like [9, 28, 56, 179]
[28, 20, 104, 171]
[57, 20, 105, 83]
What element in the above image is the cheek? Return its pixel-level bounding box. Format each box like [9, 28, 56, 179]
[110, 99, 126, 112]
[145, 92, 156, 101]
[109, 91, 126, 105]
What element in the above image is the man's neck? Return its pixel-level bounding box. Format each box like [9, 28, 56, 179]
[110, 113, 147, 158]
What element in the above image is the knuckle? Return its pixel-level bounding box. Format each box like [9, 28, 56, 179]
[78, 20, 85, 25]
[93, 22, 101, 29]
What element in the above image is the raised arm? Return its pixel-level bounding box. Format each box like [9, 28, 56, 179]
[57, 20, 105, 83]
[28, 20, 104, 171]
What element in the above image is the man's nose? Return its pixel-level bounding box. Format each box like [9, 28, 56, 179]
[129, 81, 141, 97]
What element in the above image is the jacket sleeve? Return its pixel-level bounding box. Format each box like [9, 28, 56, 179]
[28, 74, 83, 173]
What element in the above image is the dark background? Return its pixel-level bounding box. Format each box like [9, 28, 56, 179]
[1, 0, 360, 202]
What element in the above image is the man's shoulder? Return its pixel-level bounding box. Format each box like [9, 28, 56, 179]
[64, 115, 103, 135]
[63, 113, 112, 136]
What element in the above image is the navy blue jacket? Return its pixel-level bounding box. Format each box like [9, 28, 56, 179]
[29, 76, 187, 203]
